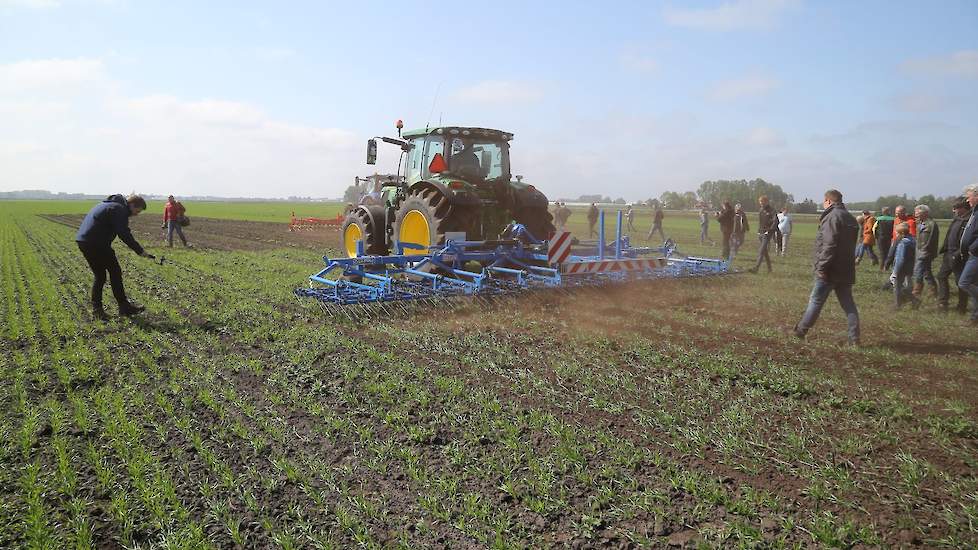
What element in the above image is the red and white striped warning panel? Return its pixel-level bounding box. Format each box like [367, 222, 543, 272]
[563, 258, 667, 275]
[548, 231, 573, 265]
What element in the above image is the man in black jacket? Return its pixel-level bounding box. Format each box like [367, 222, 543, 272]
[957, 184, 978, 325]
[793, 189, 860, 344]
[75, 194, 154, 320]
[715, 201, 735, 261]
[937, 198, 972, 313]
[748, 195, 776, 273]
[875, 206, 894, 271]
[911, 204, 940, 303]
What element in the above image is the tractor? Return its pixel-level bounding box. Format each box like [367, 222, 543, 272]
[340, 123, 554, 258]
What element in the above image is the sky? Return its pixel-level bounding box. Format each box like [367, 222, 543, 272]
[1, 0, 976, 202]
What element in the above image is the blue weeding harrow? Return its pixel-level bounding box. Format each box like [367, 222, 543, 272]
[295, 210, 729, 314]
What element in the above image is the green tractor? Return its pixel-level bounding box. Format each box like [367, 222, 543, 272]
[340, 123, 554, 258]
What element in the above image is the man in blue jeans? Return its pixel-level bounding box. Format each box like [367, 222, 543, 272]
[793, 189, 861, 344]
[957, 183, 978, 325]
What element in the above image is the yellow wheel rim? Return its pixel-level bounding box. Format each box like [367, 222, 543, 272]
[344, 223, 363, 258]
[399, 210, 431, 254]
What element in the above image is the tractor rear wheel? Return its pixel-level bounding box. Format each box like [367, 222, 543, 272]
[515, 207, 556, 242]
[340, 208, 387, 258]
[393, 189, 462, 255]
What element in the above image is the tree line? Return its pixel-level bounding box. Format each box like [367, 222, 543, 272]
[652, 179, 795, 212]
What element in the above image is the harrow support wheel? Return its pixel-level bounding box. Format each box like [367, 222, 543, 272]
[340, 207, 387, 258]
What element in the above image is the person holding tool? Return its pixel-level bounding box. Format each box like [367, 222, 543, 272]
[75, 194, 155, 320]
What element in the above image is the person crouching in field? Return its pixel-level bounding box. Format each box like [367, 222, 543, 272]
[892, 223, 917, 309]
[792, 189, 860, 345]
[162, 195, 190, 247]
[75, 194, 153, 320]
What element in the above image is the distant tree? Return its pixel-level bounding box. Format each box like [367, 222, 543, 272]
[696, 178, 793, 212]
[613, 197, 627, 205]
[795, 198, 818, 214]
[342, 184, 363, 205]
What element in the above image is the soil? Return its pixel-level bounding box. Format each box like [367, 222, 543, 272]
[16, 210, 978, 548]
[42, 214, 342, 253]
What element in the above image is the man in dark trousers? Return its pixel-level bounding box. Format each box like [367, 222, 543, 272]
[911, 204, 940, 303]
[792, 189, 861, 345]
[647, 205, 665, 241]
[936, 198, 972, 314]
[715, 201, 735, 261]
[748, 195, 777, 273]
[587, 203, 599, 238]
[956, 184, 978, 325]
[76, 194, 154, 320]
[874, 206, 894, 271]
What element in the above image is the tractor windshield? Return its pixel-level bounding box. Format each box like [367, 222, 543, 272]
[447, 137, 510, 181]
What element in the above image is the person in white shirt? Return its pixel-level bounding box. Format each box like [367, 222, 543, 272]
[777, 207, 793, 256]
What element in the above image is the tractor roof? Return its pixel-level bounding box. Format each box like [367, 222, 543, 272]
[401, 127, 514, 141]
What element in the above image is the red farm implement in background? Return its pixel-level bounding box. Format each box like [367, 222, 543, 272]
[288, 211, 345, 232]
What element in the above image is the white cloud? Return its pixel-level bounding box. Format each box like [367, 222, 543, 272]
[454, 80, 544, 104]
[890, 92, 951, 113]
[0, 58, 362, 198]
[0, 0, 61, 8]
[745, 127, 785, 147]
[708, 75, 779, 101]
[903, 50, 978, 79]
[620, 53, 658, 74]
[0, 58, 105, 93]
[663, 0, 799, 31]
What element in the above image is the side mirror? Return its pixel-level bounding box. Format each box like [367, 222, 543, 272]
[366, 139, 377, 165]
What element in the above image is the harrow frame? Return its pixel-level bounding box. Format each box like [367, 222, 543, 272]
[296, 210, 729, 308]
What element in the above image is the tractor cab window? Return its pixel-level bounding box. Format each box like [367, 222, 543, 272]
[420, 136, 445, 179]
[448, 138, 508, 180]
[406, 138, 426, 183]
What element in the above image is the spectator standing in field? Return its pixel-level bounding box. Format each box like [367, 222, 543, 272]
[648, 205, 665, 241]
[855, 210, 878, 265]
[699, 207, 715, 246]
[937, 198, 972, 314]
[716, 201, 735, 261]
[76, 194, 153, 320]
[892, 223, 917, 309]
[626, 206, 636, 232]
[773, 212, 784, 256]
[162, 195, 190, 248]
[874, 207, 894, 271]
[777, 207, 793, 256]
[731, 203, 750, 258]
[748, 196, 777, 273]
[560, 203, 572, 230]
[957, 184, 978, 325]
[792, 189, 860, 344]
[884, 205, 919, 287]
[892, 205, 917, 238]
[912, 205, 940, 303]
[587, 203, 599, 238]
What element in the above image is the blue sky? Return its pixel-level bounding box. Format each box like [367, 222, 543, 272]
[1, 0, 976, 202]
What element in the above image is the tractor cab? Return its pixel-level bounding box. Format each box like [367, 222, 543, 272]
[400, 127, 513, 186]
